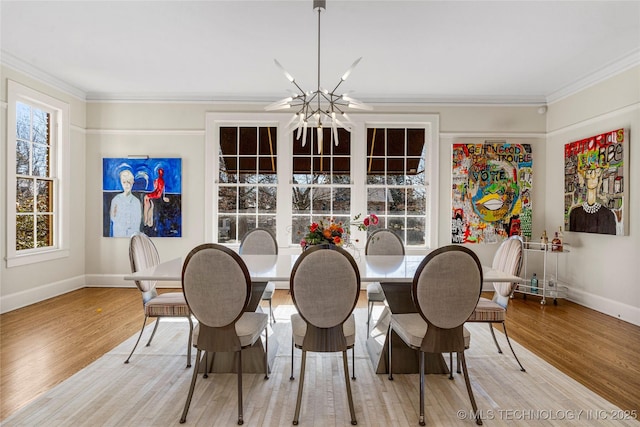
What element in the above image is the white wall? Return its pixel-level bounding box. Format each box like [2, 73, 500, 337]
[544, 66, 640, 325]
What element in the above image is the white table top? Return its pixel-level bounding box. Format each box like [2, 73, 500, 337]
[123, 254, 522, 284]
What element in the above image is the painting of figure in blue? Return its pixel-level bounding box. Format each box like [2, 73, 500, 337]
[103, 158, 182, 237]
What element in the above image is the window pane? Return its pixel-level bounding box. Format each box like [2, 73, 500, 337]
[36, 179, 53, 212]
[407, 187, 426, 214]
[16, 140, 30, 175]
[219, 156, 237, 183]
[218, 187, 237, 213]
[367, 188, 386, 214]
[32, 108, 50, 144]
[238, 216, 256, 239]
[388, 217, 404, 234]
[238, 187, 256, 213]
[407, 129, 425, 156]
[16, 215, 35, 250]
[220, 127, 237, 155]
[257, 187, 277, 212]
[33, 143, 50, 177]
[311, 187, 331, 212]
[258, 156, 277, 176]
[16, 102, 31, 140]
[239, 127, 257, 155]
[388, 188, 406, 214]
[406, 217, 426, 245]
[218, 216, 235, 243]
[387, 128, 405, 156]
[333, 188, 350, 214]
[37, 214, 53, 247]
[292, 187, 311, 213]
[16, 178, 34, 212]
[258, 127, 277, 156]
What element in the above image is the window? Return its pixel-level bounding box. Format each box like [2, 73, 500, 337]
[206, 113, 438, 249]
[365, 127, 429, 246]
[6, 81, 70, 267]
[291, 128, 352, 244]
[216, 125, 278, 243]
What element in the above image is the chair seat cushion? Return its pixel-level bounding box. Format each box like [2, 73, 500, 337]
[291, 313, 356, 348]
[366, 282, 385, 302]
[391, 313, 471, 349]
[192, 311, 268, 348]
[261, 281, 276, 300]
[466, 299, 506, 322]
[145, 292, 190, 317]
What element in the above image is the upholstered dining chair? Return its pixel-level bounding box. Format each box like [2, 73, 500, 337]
[289, 245, 360, 425]
[365, 229, 405, 334]
[180, 244, 269, 425]
[239, 228, 278, 324]
[126, 232, 193, 367]
[388, 245, 483, 426]
[466, 235, 526, 372]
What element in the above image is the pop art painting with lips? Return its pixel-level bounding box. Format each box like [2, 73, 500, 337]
[451, 142, 533, 244]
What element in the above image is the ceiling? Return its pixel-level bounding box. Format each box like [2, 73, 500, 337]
[1, 1, 639, 104]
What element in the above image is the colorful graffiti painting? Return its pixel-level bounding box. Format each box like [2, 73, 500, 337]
[103, 158, 182, 238]
[564, 129, 628, 236]
[451, 142, 533, 244]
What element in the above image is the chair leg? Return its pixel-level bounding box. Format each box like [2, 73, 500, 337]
[264, 327, 269, 379]
[145, 317, 161, 346]
[459, 351, 482, 426]
[488, 323, 503, 354]
[351, 346, 356, 380]
[124, 315, 149, 364]
[449, 352, 454, 380]
[502, 323, 526, 372]
[186, 316, 194, 368]
[387, 326, 393, 380]
[342, 350, 357, 425]
[180, 349, 202, 423]
[292, 350, 307, 425]
[419, 350, 425, 426]
[237, 350, 244, 425]
[290, 335, 295, 380]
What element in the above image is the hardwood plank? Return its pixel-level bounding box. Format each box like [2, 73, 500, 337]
[1, 288, 639, 421]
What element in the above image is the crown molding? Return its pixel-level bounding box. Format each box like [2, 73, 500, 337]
[546, 48, 640, 104]
[1, 51, 87, 101]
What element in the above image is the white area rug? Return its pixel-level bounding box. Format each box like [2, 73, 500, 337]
[3, 307, 638, 427]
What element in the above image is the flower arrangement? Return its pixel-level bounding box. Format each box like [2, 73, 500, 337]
[300, 213, 379, 249]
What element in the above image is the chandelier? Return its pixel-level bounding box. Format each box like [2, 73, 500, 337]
[266, 0, 371, 151]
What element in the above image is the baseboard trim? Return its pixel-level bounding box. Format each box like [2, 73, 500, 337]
[566, 287, 640, 327]
[0, 275, 85, 314]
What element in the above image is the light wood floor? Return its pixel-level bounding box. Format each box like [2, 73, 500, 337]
[1, 288, 639, 421]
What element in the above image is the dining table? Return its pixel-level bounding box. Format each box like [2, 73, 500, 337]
[124, 251, 523, 375]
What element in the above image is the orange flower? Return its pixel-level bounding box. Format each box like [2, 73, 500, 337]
[323, 229, 332, 239]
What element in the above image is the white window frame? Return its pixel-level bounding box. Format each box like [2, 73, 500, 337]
[205, 112, 438, 250]
[6, 81, 70, 267]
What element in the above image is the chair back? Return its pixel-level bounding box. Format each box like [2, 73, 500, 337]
[129, 232, 160, 297]
[239, 228, 278, 255]
[413, 245, 482, 351]
[365, 229, 405, 256]
[492, 235, 523, 305]
[182, 244, 251, 329]
[290, 245, 360, 350]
